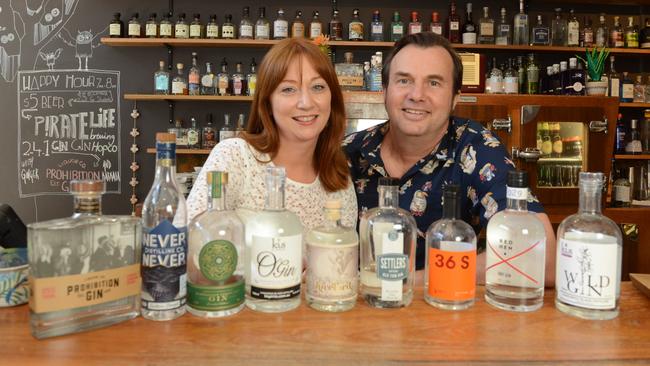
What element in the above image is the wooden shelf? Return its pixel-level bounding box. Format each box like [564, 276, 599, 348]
[146, 148, 212, 155]
[620, 102, 650, 108]
[614, 154, 650, 160]
[124, 94, 252, 101]
[101, 37, 650, 55]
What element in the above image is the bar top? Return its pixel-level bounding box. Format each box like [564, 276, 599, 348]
[1, 283, 649, 365]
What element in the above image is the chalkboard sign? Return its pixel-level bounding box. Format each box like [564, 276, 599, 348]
[17, 69, 121, 197]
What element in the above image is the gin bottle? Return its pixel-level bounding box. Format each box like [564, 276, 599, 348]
[230, 61, 245, 96]
[246, 58, 257, 96]
[461, 3, 476, 44]
[216, 58, 230, 96]
[551, 8, 567, 46]
[556, 172, 622, 320]
[625, 16, 639, 48]
[531, 14, 550, 46]
[390, 11, 404, 42]
[202, 113, 217, 149]
[206, 14, 219, 39]
[478, 6, 494, 44]
[513, 0, 529, 45]
[273, 8, 288, 40]
[495, 8, 511, 45]
[200, 62, 215, 95]
[245, 167, 303, 313]
[611, 16, 624, 48]
[189, 14, 203, 39]
[430, 12, 443, 36]
[408, 11, 422, 35]
[28, 180, 141, 339]
[141, 133, 188, 321]
[175, 13, 189, 39]
[306, 199, 359, 312]
[291, 10, 305, 38]
[171, 63, 188, 96]
[128, 13, 141, 38]
[485, 58, 504, 94]
[236, 113, 246, 137]
[329, 9, 343, 40]
[154, 60, 169, 95]
[567, 9, 580, 46]
[360, 177, 417, 308]
[219, 113, 235, 141]
[159, 13, 173, 38]
[447, 0, 461, 43]
[370, 10, 384, 41]
[109, 12, 123, 37]
[255, 7, 270, 40]
[424, 185, 476, 310]
[187, 117, 201, 149]
[309, 11, 323, 40]
[188, 171, 245, 317]
[145, 13, 158, 38]
[596, 14, 608, 47]
[485, 170, 546, 312]
[349, 9, 364, 41]
[188, 52, 201, 96]
[335, 52, 364, 91]
[222, 14, 236, 39]
[504, 58, 519, 94]
[239, 7, 254, 39]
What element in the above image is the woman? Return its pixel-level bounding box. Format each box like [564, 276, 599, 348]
[186, 37, 357, 230]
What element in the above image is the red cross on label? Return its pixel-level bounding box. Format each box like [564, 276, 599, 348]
[487, 239, 543, 284]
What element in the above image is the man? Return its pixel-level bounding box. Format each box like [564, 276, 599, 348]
[343, 33, 556, 286]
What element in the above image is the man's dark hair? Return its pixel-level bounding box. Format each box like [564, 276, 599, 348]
[382, 32, 463, 94]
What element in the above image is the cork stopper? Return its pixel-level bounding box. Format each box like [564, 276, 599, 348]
[69, 180, 105, 195]
[324, 199, 342, 221]
[324, 199, 342, 210]
[156, 132, 176, 143]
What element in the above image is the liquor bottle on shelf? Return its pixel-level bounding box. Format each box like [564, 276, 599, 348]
[567, 9, 580, 47]
[596, 14, 608, 48]
[171, 63, 188, 96]
[526, 53, 539, 94]
[216, 58, 230, 96]
[370, 10, 384, 41]
[582, 17, 594, 47]
[219, 113, 236, 142]
[615, 113, 626, 153]
[367, 53, 383, 92]
[170, 118, 188, 148]
[246, 58, 257, 96]
[530, 14, 550, 46]
[231, 61, 245, 96]
[329, 9, 343, 40]
[239, 7, 254, 40]
[187, 171, 245, 318]
[626, 119, 642, 154]
[424, 184, 477, 310]
[28, 180, 141, 339]
[335, 52, 364, 91]
[513, 0, 529, 45]
[187, 117, 201, 149]
[349, 9, 364, 41]
[485, 58, 503, 94]
[556, 172, 622, 320]
[201, 62, 215, 95]
[645, 77, 650, 102]
[141, 132, 188, 321]
[145, 13, 158, 38]
[202, 113, 217, 149]
[306, 199, 359, 312]
[517, 55, 526, 94]
[557, 61, 567, 95]
[551, 8, 567, 46]
[485, 170, 546, 312]
[495, 7, 511, 45]
[608, 56, 621, 98]
[109, 12, 124, 37]
[504, 59, 519, 94]
[159, 13, 173, 38]
[154, 60, 169, 95]
[128, 13, 141, 38]
[309, 11, 323, 40]
[206, 14, 219, 39]
[408, 11, 422, 35]
[273, 8, 289, 40]
[621, 71, 634, 103]
[390, 11, 404, 42]
[292, 10, 305, 38]
[175, 13, 189, 39]
[447, 0, 461, 43]
[190, 14, 203, 39]
[188, 52, 201, 96]
[551, 122, 563, 157]
[461, 3, 476, 44]
[478, 6, 494, 44]
[612, 168, 631, 207]
[564, 58, 585, 96]
[634, 75, 646, 102]
[236, 114, 246, 137]
[222, 14, 236, 39]
[611, 16, 624, 48]
[625, 16, 639, 48]
[641, 18, 650, 49]
[430, 12, 443, 36]
[255, 7, 270, 40]
[245, 167, 303, 313]
[359, 177, 416, 308]
[540, 122, 552, 157]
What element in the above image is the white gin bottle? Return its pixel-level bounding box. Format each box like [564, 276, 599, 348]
[360, 177, 416, 308]
[188, 171, 245, 318]
[141, 132, 188, 321]
[424, 184, 477, 310]
[245, 166, 302, 313]
[485, 170, 546, 312]
[555, 172, 622, 320]
[306, 199, 359, 312]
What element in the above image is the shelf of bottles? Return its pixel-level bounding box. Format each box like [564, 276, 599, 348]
[124, 94, 253, 101]
[536, 122, 586, 189]
[620, 102, 650, 108]
[614, 154, 650, 160]
[145, 148, 212, 155]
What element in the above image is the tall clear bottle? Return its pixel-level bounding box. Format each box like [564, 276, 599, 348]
[567, 9, 580, 46]
[424, 185, 477, 310]
[495, 8, 511, 45]
[187, 171, 245, 318]
[478, 6, 494, 44]
[141, 132, 188, 321]
[309, 11, 324, 40]
[551, 8, 567, 46]
[485, 170, 546, 312]
[556, 172, 622, 320]
[154, 60, 169, 95]
[171, 63, 188, 96]
[245, 167, 303, 313]
[360, 177, 417, 308]
[188, 52, 200, 96]
[255, 7, 270, 40]
[306, 199, 359, 312]
[513, 0, 529, 45]
[596, 14, 609, 47]
[239, 7, 254, 39]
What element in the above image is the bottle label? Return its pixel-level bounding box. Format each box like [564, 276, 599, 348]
[610, 78, 620, 97]
[480, 23, 494, 36]
[233, 76, 243, 95]
[506, 186, 528, 200]
[218, 76, 228, 95]
[145, 23, 157, 37]
[614, 185, 631, 201]
[584, 32, 594, 44]
[247, 76, 257, 96]
[190, 24, 202, 38]
[128, 23, 140, 37]
[175, 24, 189, 38]
[376, 229, 406, 301]
[155, 141, 176, 159]
[427, 242, 476, 301]
[202, 128, 216, 148]
[568, 24, 580, 45]
[409, 24, 422, 35]
[171, 80, 186, 95]
[626, 140, 642, 153]
[462, 32, 477, 44]
[486, 76, 503, 94]
[109, 23, 121, 36]
[642, 41, 650, 49]
[392, 24, 404, 36]
[622, 83, 634, 99]
[310, 24, 322, 39]
[187, 280, 244, 311]
[431, 25, 442, 35]
[206, 25, 219, 38]
[250, 234, 302, 300]
[486, 236, 546, 287]
[222, 25, 235, 38]
[141, 221, 188, 311]
[274, 21, 288, 38]
[255, 25, 269, 38]
[349, 23, 363, 40]
[201, 74, 214, 88]
[556, 237, 618, 310]
[372, 24, 383, 35]
[570, 81, 584, 92]
[553, 139, 563, 155]
[292, 23, 305, 37]
[187, 130, 199, 145]
[240, 24, 253, 37]
[504, 76, 518, 93]
[306, 240, 358, 303]
[626, 34, 639, 48]
[155, 74, 169, 92]
[160, 23, 172, 37]
[450, 21, 460, 31]
[533, 28, 549, 44]
[219, 130, 236, 141]
[189, 72, 200, 85]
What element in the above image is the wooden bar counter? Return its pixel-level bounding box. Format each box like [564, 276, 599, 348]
[1, 283, 649, 365]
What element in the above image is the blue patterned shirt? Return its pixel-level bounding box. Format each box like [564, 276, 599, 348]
[343, 117, 544, 270]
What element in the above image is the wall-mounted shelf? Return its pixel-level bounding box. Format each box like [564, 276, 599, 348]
[146, 148, 212, 155]
[125, 94, 253, 101]
[614, 154, 650, 160]
[619, 102, 650, 108]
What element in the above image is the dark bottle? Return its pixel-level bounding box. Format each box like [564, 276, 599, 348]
[530, 14, 549, 46]
[109, 13, 124, 37]
[641, 18, 650, 49]
[615, 113, 626, 153]
[145, 13, 158, 38]
[329, 9, 343, 40]
[517, 56, 526, 94]
[550, 123, 563, 158]
[582, 17, 594, 47]
[461, 3, 477, 44]
[562, 58, 585, 95]
[447, 0, 461, 43]
[128, 13, 141, 38]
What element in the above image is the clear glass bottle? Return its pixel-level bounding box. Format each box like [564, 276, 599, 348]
[478, 6, 494, 44]
[255, 7, 270, 40]
[109, 12, 123, 37]
[626, 119, 642, 153]
[222, 14, 236, 39]
[621, 71, 635, 102]
[612, 168, 631, 207]
[625, 16, 639, 48]
[201, 62, 215, 95]
[485, 170, 546, 312]
[461, 3, 477, 44]
[28, 180, 140, 339]
[526, 53, 539, 94]
[645, 76, 650, 102]
[216, 58, 229, 96]
[582, 17, 594, 47]
[335, 52, 364, 91]
[219, 113, 235, 141]
[634, 75, 646, 102]
[154, 60, 169, 95]
[175, 13, 189, 39]
[513, 0, 529, 45]
[141, 132, 188, 321]
[245, 167, 303, 313]
[190, 14, 203, 39]
[236, 113, 246, 137]
[485, 58, 504, 94]
[246, 58, 257, 96]
[145, 13, 158, 38]
[531, 14, 550, 46]
[390, 11, 404, 42]
[128, 13, 141, 38]
[239, 7, 254, 39]
[171, 63, 188, 96]
[551, 8, 567, 46]
[187, 171, 245, 318]
[370, 10, 384, 41]
[567, 9, 580, 46]
[430, 12, 443, 36]
[517, 55, 527, 94]
[230, 61, 245, 96]
[447, 0, 461, 43]
[611, 16, 624, 48]
[349, 9, 364, 41]
[159, 13, 172, 38]
[309, 10, 323, 40]
[359, 177, 417, 308]
[171, 118, 188, 148]
[504, 58, 519, 94]
[424, 184, 477, 310]
[495, 7, 511, 45]
[408, 11, 422, 35]
[291, 10, 305, 38]
[555, 172, 622, 320]
[202, 113, 217, 149]
[306, 199, 359, 312]
[608, 56, 621, 98]
[329, 9, 343, 40]
[188, 52, 201, 96]
[596, 14, 608, 48]
[206, 14, 219, 39]
[187, 117, 200, 149]
[273, 8, 289, 40]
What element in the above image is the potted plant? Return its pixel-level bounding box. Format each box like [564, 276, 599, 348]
[576, 46, 610, 96]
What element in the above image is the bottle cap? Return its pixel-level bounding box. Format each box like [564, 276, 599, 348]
[378, 177, 399, 186]
[70, 180, 105, 194]
[578, 172, 603, 191]
[156, 132, 176, 143]
[507, 170, 528, 188]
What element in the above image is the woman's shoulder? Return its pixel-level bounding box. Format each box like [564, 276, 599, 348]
[211, 138, 258, 160]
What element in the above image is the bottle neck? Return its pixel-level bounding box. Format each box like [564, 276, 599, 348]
[72, 194, 102, 217]
[442, 196, 461, 220]
[579, 187, 602, 214]
[378, 185, 399, 208]
[323, 208, 342, 229]
[506, 187, 529, 211]
[208, 186, 226, 211]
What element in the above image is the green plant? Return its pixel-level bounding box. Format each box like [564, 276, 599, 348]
[576, 47, 610, 82]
